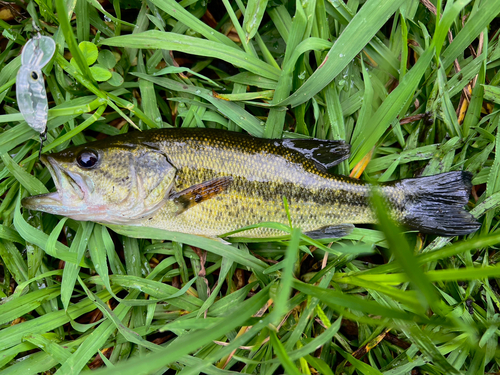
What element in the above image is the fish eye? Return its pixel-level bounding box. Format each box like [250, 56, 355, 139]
[76, 150, 99, 169]
[31, 71, 38, 80]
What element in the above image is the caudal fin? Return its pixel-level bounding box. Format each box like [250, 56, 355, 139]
[397, 171, 480, 236]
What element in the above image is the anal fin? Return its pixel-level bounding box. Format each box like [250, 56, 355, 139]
[171, 176, 233, 215]
[304, 224, 354, 239]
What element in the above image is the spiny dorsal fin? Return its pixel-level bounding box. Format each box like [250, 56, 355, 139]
[277, 138, 350, 171]
[171, 176, 233, 215]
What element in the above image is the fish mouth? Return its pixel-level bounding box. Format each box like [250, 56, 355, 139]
[21, 155, 87, 214]
[44, 155, 87, 200]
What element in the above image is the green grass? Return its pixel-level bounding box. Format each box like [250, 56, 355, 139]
[1, 0, 500, 373]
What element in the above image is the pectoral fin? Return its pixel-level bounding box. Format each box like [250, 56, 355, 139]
[278, 138, 350, 171]
[304, 224, 354, 239]
[171, 176, 233, 215]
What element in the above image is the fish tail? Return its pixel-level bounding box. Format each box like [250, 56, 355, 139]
[391, 171, 480, 236]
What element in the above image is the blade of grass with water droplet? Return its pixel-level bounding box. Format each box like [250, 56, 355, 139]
[61, 222, 94, 310]
[88, 274, 203, 310]
[149, 0, 238, 48]
[103, 31, 280, 81]
[269, 330, 302, 375]
[0, 153, 47, 195]
[14, 197, 89, 267]
[138, 54, 163, 128]
[349, 46, 435, 167]
[88, 287, 270, 375]
[441, 0, 500, 69]
[131, 73, 265, 136]
[363, 232, 500, 276]
[293, 278, 430, 322]
[88, 224, 113, 297]
[0, 286, 119, 351]
[55, 0, 96, 86]
[270, 227, 300, 325]
[0, 240, 28, 284]
[78, 276, 162, 352]
[56, 289, 141, 375]
[25, 333, 73, 365]
[244, 0, 269, 42]
[197, 257, 234, 317]
[0, 286, 60, 326]
[276, 0, 404, 108]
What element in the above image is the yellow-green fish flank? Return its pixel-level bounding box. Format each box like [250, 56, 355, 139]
[22, 128, 480, 238]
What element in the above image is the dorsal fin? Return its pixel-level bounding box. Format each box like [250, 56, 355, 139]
[277, 138, 350, 171]
[171, 177, 233, 215]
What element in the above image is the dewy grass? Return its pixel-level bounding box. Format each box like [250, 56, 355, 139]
[1, 0, 500, 373]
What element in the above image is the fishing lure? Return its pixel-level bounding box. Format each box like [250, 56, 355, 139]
[16, 34, 56, 155]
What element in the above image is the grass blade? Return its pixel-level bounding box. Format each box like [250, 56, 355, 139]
[277, 0, 404, 107]
[102, 31, 280, 81]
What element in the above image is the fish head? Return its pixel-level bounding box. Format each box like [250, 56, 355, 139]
[22, 142, 177, 224]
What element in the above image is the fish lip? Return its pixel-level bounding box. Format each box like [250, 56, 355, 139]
[42, 155, 86, 201]
[22, 155, 88, 215]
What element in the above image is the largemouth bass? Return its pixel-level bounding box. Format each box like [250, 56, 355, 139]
[22, 128, 480, 238]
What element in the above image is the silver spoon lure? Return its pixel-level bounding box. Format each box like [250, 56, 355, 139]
[16, 31, 56, 158]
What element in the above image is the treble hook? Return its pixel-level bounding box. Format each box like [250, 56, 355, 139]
[38, 131, 46, 163]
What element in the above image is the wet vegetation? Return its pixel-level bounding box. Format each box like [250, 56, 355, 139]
[1, 0, 500, 373]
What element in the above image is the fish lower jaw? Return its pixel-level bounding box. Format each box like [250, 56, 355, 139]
[22, 191, 61, 209]
[22, 191, 87, 217]
[21, 191, 71, 216]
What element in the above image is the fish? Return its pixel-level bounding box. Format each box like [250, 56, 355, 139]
[22, 128, 481, 238]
